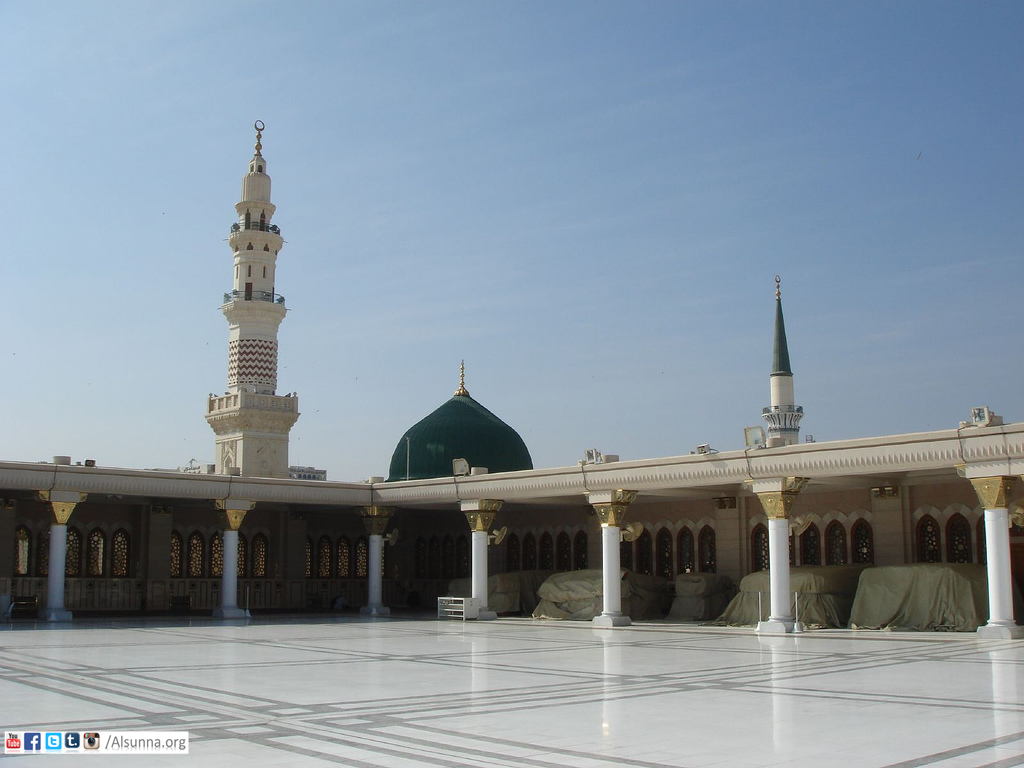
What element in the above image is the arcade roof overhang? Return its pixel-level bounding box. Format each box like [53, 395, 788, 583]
[1, 423, 1022, 511]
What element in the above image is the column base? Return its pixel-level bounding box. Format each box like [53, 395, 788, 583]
[42, 608, 73, 622]
[756, 618, 794, 634]
[593, 613, 631, 628]
[360, 605, 391, 616]
[977, 623, 1024, 640]
[212, 607, 250, 619]
[474, 610, 497, 621]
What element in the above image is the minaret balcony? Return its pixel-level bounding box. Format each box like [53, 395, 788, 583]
[230, 222, 281, 235]
[223, 290, 285, 305]
[762, 405, 803, 415]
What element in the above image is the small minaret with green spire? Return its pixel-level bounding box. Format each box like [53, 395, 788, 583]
[762, 276, 803, 447]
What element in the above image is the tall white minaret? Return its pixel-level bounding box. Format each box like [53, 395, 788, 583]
[206, 121, 299, 478]
[762, 276, 802, 447]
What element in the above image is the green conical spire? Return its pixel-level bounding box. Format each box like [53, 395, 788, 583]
[772, 276, 793, 376]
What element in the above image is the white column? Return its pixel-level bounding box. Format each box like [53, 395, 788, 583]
[753, 478, 807, 635]
[590, 490, 637, 628]
[472, 530, 489, 607]
[44, 524, 72, 622]
[460, 500, 501, 621]
[766, 518, 793, 629]
[362, 533, 389, 616]
[360, 506, 394, 616]
[969, 477, 1023, 639]
[213, 529, 247, 619]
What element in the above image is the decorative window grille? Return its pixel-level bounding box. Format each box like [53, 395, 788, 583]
[456, 535, 470, 578]
[237, 533, 247, 578]
[946, 514, 972, 563]
[656, 528, 673, 579]
[506, 533, 521, 571]
[188, 532, 204, 577]
[522, 533, 537, 570]
[620, 538, 633, 570]
[574, 531, 588, 570]
[825, 521, 847, 566]
[441, 536, 454, 579]
[317, 536, 332, 578]
[852, 520, 874, 564]
[253, 533, 268, 578]
[37, 529, 50, 576]
[698, 526, 716, 573]
[414, 537, 426, 578]
[916, 516, 941, 563]
[976, 518, 986, 565]
[428, 537, 441, 579]
[635, 529, 653, 575]
[539, 533, 554, 570]
[678, 528, 695, 573]
[86, 529, 105, 577]
[356, 537, 369, 578]
[66, 527, 82, 577]
[210, 532, 224, 578]
[112, 529, 130, 578]
[337, 536, 352, 578]
[304, 538, 312, 578]
[170, 531, 183, 578]
[800, 524, 821, 566]
[751, 524, 769, 571]
[14, 526, 30, 576]
[556, 532, 572, 571]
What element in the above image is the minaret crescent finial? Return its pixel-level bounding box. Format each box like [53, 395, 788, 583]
[254, 120, 265, 156]
[454, 360, 469, 397]
[775, 274, 781, 300]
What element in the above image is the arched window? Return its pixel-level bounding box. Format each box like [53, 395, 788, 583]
[259, 212, 266, 231]
[574, 531, 588, 570]
[852, 520, 874, 564]
[635, 529, 653, 575]
[317, 535, 332, 578]
[620, 538, 633, 570]
[304, 537, 312, 578]
[751, 524, 769, 571]
[337, 536, 352, 578]
[414, 537, 426, 578]
[187, 532, 204, 577]
[37, 529, 50, 576]
[237, 533, 247, 578]
[946, 514, 972, 563]
[86, 529, 104, 577]
[441, 536, 455, 580]
[539, 533, 554, 570]
[170, 531, 183, 578]
[825, 521, 846, 566]
[556, 532, 572, 571]
[210, 533, 224, 578]
[800, 524, 821, 566]
[977, 518, 986, 565]
[678, 528, 695, 574]
[522, 533, 537, 570]
[356, 537, 369, 578]
[66, 527, 82, 577]
[14, 526, 30, 576]
[252, 533, 268, 578]
[656, 528, 673, 580]
[428, 537, 441, 578]
[916, 515, 941, 563]
[244, 211, 251, 229]
[112, 529, 130, 578]
[456, 535, 470, 578]
[698, 526, 716, 573]
[506, 533, 521, 572]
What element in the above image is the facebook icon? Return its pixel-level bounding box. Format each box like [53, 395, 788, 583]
[24, 733, 41, 751]
[45, 733, 62, 751]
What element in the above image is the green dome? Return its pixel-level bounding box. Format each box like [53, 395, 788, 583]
[387, 391, 533, 482]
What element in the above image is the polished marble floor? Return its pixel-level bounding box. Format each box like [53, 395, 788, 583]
[1, 616, 1022, 767]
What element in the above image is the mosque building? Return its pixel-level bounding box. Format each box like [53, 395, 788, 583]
[1, 124, 1022, 637]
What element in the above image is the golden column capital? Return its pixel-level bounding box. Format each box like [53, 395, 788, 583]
[465, 511, 497, 532]
[37, 490, 88, 524]
[215, 499, 255, 531]
[755, 478, 808, 520]
[590, 490, 638, 527]
[969, 476, 1017, 509]
[360, 505, 396, 536]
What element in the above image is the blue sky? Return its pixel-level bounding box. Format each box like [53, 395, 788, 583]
[1, 2, 1021, 480]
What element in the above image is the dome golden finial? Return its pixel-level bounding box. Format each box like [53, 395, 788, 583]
[454, 360, 470, 397]
[775, 274, 781, 300]
[254, 120, 265, 156]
